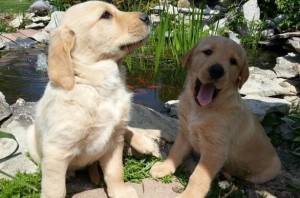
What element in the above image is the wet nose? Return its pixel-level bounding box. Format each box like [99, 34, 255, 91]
[139, 13, 150, 25]
[209, 64, 224, 79]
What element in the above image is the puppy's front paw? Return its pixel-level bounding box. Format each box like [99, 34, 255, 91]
[150, 161, 175, 178]
[108, 184, 138, 198]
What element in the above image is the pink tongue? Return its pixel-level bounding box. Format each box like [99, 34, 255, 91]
[196, 83, 215, 106]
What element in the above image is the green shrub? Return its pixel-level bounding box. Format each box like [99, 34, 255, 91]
[275, 0, 300, 30]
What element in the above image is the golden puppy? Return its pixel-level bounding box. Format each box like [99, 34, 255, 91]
[150, 36, 281, 198]
[26, 1, 150, 197]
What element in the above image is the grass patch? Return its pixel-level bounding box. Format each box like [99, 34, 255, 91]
[0, 0, 34, 13]
[0, 171, 41, 198]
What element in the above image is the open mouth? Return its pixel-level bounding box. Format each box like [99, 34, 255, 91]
[194, 78, 219, 106]
[120, 37, 147, 51]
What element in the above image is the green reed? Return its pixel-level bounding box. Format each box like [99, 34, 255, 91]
[125, 2, 216, 77]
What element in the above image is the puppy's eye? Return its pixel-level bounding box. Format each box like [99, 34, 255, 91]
[230, 58, 237, 65]
[101, 11, 112, 19]
[203, 49, 212, 56]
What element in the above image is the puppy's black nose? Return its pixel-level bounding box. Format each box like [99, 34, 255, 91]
[139, 13, 150, 25]
[209, 64, 224, 80]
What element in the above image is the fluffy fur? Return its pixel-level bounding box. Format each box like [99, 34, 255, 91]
[26, 1, 151, 197]
[150, 36, 281, 198]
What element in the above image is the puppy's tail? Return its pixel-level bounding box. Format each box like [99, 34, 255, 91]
[26, 124, 42, 163]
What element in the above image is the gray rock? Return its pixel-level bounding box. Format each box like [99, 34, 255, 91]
[9, 15, 23, 28]
[150, 14, 160, 25]
[274, 53, 300, 78]
[32, 30, 49, 43]
[0, 92, 11, 121]
[72, 179, 182, 198]
[35, 52, 48, 72]
[25, 22, 45, 29]
[214, 18, 228, 29]
[165, 100, 179, 118]
[129, 104, 178, 143]
[261, 29, 275, 39]
[265, 19, 276, 28]
[228, 31, 241, 44]
[287, 37, 300, 54]
[29, 0, 51, 16]
[32, 15, 50, 23]
[164, 95, 291, 122]
[274, 14, 285, 25]
[275, 31, 300, 39]
[177, 0, 190, 8]
[0, 99, 37, 178]
[44, 11, 65, 32]
[0, 100, 178, 175]
[242, 95, 291, 121]
[0, 40, 5, 50]
[240, 67, 294, 97]
[242, 0, 260, 21]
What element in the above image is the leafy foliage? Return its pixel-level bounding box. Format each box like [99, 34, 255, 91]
[275, 0, 300, 30]
[0, 172, 41, 198]
[287, 114, 300, 156]
[259, 0, 300, 31]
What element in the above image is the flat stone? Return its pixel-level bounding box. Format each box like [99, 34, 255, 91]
[44, 11, 65, 32]
[0, 100, 178, 176]
[242, 95, 291, 121]
[274, 53, 300, 78]
[287, 37, 300, 54]
[240, 67, 294, 97]
[129, 104, 178, 143]
[0, 91, 11, 121]
[275, 31, 300, 39]
[9, 15, 23, 28]
[32, 15, 51, 23]
[72, 179, 182, 198]
[25, 22, 45, 29]
[29, 0, 51, 16]
[32, 30, 49, 43]
[0, 40, 5, 50]
[164, 95, 292, 122]
[19, 29, 41, 38]
[0, 99, 37, 178]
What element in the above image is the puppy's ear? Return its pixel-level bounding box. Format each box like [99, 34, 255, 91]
[239, 60, 249, 89]
[48, 26, 76, 90]
[181, 49, 193, 68]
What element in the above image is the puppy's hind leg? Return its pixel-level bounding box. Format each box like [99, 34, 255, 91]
[125, 127, 160, 157]
[150, 131, 192, 178]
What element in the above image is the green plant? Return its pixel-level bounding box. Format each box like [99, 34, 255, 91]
[287, 114, 300, 156]
[0, 0, 34, 13]
[275, 0, 300, 30]
[0, 172, 41, 198]
[226, 2, 265, 48]
[124, 1, 212, 77]
[0, 13, 17, 33]
[0, 131, 40, 197]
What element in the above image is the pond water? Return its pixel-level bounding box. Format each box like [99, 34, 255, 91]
[0, 46, 285, 112]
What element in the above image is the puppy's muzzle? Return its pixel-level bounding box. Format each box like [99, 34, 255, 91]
[209, 64, 224, 80]
[139, 13, 150, 25]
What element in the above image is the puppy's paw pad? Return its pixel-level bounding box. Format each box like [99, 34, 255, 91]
[150, 162, 174, 178]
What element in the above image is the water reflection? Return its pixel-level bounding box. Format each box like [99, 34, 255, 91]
[0, 47, 180, 112]
[0, 47, 48, 104]
[0, 47, 286, 112]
